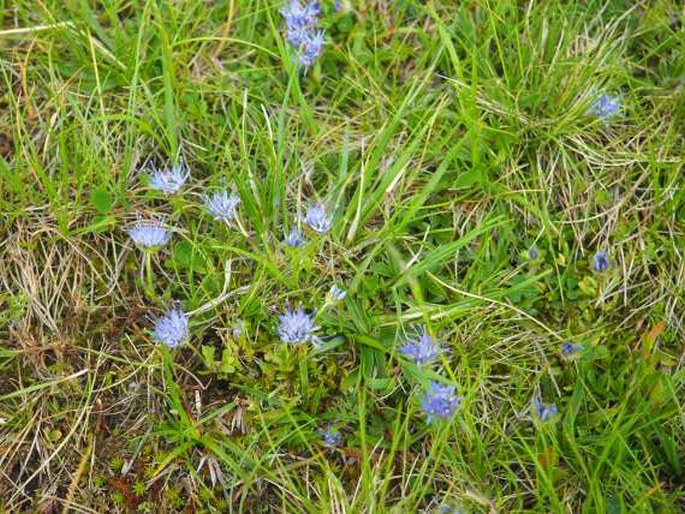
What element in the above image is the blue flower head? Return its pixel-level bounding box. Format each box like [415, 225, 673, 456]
[528, 247, 539, 260]
[281, 1, 319, 45]
[281, 1, 320, 39]
[232, 320, 246, 339]
[285, 227, 306, 247]
[420, 382, 462, 422]
[591, 93, 621, 124]
[561, 341, 583, 357]
[329, 284, 346, 301]
[298, 30, 325, 69]
[277, 307, 320, 344]
[204, 190, 241, 226]
[127, 216, 171, 250]
[592, 251, 610, 273]
[280, 1, 324, 69]
[152, 306, 189, 348]
[303, 203, 332, 234]
[319, 423, 342, 448]
[398, 325, 443, 365]
[531, 397, 558, 423]
[148, 161, 189, 195]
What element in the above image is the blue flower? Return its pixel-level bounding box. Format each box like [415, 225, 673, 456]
[281, 1, 320, 45]
[591, 93, 621, 124]
[531, 397, 558, 422]
[398, 325, 443, 365]
[148, 161, 189, 194]
[127, 217, 171, 249]
[592, 251, 610, 273]
[528, 247, 539, 260]
[420, 382, 462, 422]
[285, 227, 306, 247]
[319, 423, 342, 448]
[152, 306, 189, 348]
[329, 285, 346, 301]
[298, 30, 325, 69]
[561, 341, 583, 357]
[280, 1, 325, 69]
[204, 190, 241, 226]
[277, 307, 320, 344]
[281, 1, 320, 39]
[232, 320, 246, 339]
[303, 203, 332, 234]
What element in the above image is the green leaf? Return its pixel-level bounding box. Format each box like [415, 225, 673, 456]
[454, 166, 482, 188]
[219, 348, 238, 375]
[170, 240, 208, 273]
[365, 377, 394, 392]
[578, 276, 598, 297]
[90, 188, 113, 214]
[71, 215, 116, 236]
[201, 345, 216, 369]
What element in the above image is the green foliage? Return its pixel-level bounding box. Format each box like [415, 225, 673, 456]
[0, 0, 682, 512]
[200, 343, 239, 377]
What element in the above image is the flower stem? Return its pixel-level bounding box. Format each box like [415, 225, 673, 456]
[144, 250, 157, 302]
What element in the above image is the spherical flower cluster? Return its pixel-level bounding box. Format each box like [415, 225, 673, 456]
[420, 382, 463, 422]
[148, 161, 189, 195]
[592, 250, 610, 273]
[280, 1, 325, 69]
[285, 227, 306, 247]
[591, 93, 621, 124]
[398, 325, 443, 365]
[298, 30, 324, 69]
[127, 216, 171, 250]
[204, 190, 241, 226]
[319, 423, 342, 448]
[151, 306, 189, 348]
[531, 397, 558, 422]
[277, 307, 320, 345]
[329, 285, 346, 301]
[561, 341, 583, 357]
[303, 203, 333, 234]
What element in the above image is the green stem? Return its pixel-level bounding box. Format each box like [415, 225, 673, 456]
[144, 250, 157, 302]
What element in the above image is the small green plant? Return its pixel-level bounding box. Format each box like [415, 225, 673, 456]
[132, 480, 147, 497]
[111, 491, 125, 505]
[200, 344, 239, 378]
[109, 457, 124, 473]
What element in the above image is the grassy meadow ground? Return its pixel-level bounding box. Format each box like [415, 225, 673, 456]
[1, 0, 684, 512]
